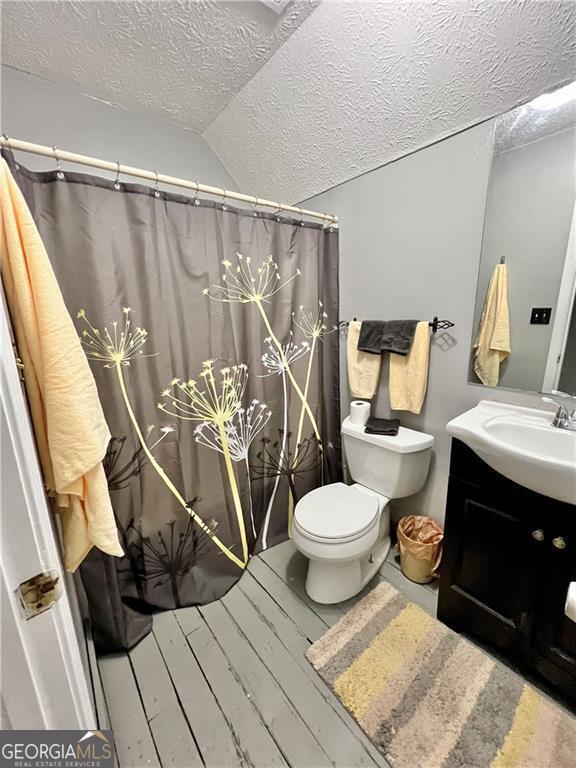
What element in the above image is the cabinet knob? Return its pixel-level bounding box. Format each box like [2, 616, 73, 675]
[532, 529, 545, 542]
[552, 537, 567, 550]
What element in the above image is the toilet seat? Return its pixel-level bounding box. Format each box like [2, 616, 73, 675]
[293, 482, 379, 543]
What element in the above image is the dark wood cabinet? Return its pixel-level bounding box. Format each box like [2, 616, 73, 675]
[438, 439, 576, 702]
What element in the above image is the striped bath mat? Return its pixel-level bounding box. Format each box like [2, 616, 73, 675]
[306, 582, 575, 768]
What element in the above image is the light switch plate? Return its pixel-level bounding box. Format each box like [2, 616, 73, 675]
[530, 307, 552, 325]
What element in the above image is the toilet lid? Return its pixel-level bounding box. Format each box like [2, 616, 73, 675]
[294, 483, 379, 541]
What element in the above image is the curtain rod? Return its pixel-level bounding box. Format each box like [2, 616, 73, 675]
[0, 136, 338, 225]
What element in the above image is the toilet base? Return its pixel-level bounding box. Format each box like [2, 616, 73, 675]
[305, 537, 391, 604]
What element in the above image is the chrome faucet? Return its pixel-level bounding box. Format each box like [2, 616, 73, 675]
[542, 390, 576, 431]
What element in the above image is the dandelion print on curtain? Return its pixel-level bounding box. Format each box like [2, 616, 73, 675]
[5, 151, 341, 652]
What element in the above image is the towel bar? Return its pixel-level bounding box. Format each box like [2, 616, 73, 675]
[338, 317, 455, 335]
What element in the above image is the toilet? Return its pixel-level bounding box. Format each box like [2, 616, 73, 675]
[291, 416, 434, 604]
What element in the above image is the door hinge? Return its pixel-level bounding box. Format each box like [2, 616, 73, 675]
[17, 569, 61, 619]
[12, 342, 25, 382]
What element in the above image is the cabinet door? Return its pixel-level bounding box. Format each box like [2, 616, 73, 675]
[531, 528, 576, 692]
[438, 478, 542, 653]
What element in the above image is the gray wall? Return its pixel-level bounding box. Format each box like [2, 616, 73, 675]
[1, 66, 237, 190]
[472, 128, 575, 391]
[303, 122, 549, 526]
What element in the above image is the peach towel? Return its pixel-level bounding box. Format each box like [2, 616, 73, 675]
[347, 320, 382, 400]
[474, 263, 510, 386]
[389, 321, 430, 414]
[0, 158, 123, 571]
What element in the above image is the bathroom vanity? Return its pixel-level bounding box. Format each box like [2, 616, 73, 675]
[439, 436, 576, 702]
[450, 82, 576, 702]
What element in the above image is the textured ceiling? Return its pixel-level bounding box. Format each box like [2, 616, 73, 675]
[1, 0, 319, 132]
[2, 0, 575, 205]
[205, 0, 576, 203]
[494, 81, 576, 155]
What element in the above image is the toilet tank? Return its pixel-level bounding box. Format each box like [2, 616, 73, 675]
[341, 416, 434, 498]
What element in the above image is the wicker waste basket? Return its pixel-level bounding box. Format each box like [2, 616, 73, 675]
[397, 515, 443, 584]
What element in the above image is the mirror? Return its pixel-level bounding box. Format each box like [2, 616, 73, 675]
[469, 81, 576, 395]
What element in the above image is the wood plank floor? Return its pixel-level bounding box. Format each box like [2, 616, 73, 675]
[98, 541, 438, 768]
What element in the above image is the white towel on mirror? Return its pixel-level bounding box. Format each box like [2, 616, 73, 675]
[473, 263, 510, 386]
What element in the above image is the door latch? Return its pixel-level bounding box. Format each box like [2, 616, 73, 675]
[17, 570, 61, 619]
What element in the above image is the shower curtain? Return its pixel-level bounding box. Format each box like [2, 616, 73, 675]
[5, 152, 341, 652]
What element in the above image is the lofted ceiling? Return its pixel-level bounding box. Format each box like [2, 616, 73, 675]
[2, 0, 575, 204]
[1, 0, 319, 132]
[205, 0, 576, 202]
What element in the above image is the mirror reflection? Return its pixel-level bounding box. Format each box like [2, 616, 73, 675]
[470, 81, 576, 395]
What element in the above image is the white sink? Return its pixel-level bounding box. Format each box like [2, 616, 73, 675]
[447, 401, 576, 504]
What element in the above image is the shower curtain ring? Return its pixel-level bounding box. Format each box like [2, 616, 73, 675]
[299, 207, 304, 227]
[114, 161, 121, 190]
[153, 171, 161, 198]
[193, 182, 200, 206]
[53, 146, 65, 180]
[273, 205, 281, 223]
[222, 190, 228, 211]
[1, 133, 9, 147]
[252, 198, 259, 217]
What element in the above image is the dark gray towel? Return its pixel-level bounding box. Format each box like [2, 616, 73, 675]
[358, 319, 419, 356]
[364, 417, 400, 436]
[356, 321, 384, 354]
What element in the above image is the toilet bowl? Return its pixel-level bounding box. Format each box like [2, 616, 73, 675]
[291, 482, 390, 603]
[291, 416, 434, 604]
